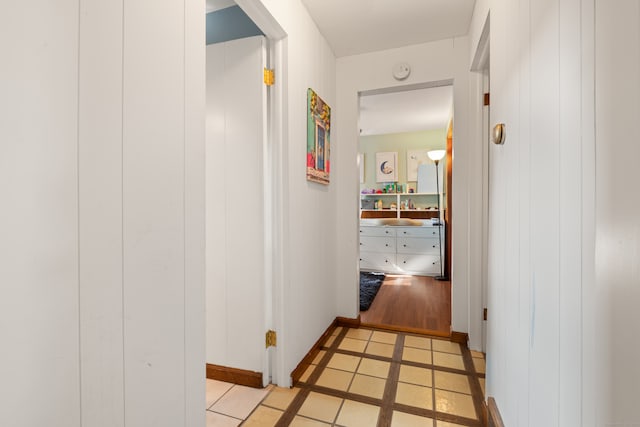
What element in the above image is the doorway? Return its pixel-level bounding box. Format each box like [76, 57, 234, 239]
[203, 0, 287, 389]
[357, 84, 453, 336]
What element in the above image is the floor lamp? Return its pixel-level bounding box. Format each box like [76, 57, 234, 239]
[427, 149, 448, 281]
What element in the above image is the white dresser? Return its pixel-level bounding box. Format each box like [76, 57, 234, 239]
[359, 221, 444, 276]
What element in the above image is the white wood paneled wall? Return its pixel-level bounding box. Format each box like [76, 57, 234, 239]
[0, 1, 205, 426]
[471, 0, 640, 425]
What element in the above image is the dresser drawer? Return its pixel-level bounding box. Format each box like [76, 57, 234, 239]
[396, 254, 440, 275]
[360, 236, 396, 253]
[359, 226, 396, 237]
[397, 237, 441, 255]
[396, 226, 441, 238]
[359, 251, 396, 271]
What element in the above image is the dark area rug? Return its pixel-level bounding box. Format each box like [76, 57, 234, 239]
[360, 272, 385, 311]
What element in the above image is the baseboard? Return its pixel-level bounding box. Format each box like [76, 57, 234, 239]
[335, 315, 361, 328]
[291, 319, 339, 384]
[450, 331, 469, 346]
[206, 363, 263, 389]
[486, 397, 505, 427]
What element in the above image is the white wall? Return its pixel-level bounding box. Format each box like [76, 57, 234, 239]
[205, 37, 266, 374]
[336, 38, 484, 345]
[0, 1, 205, 426]
[472, 0, 640, 425]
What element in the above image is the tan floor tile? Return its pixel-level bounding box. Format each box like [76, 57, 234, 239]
[365, 341, 395, 358]
[206, 411, 241, 427]
[432, 352, 465, 370]
[470, 350, 484, 358]
[210, 384, 271, 420]
[370, 330, 397, 345]
[323, 335, 336, 348]
[338, 337, 368, 353]
[404, 335, 431, 350]
[335, 399, 380, 427]
[435, 389, 477, 419]
[479, 378, 485, 396]
[262, 387, 300, 410]
[242, 405, 283, 427]
[357, 358, 390, 379]
[312, 350, 326, 365]
[299, 364, 316, 383]
[391, 411, 433, 427]
[348, 374, 386, 399]
[473, 357, 486, 374]
[316, 368, 354, 391]
[332, 326, 343, 337]
[434, 371, 471, 395]
[402, 347, 432, 364]
[290, 416, 331, 426]
[298, 391, 343, 423]
[436, 421, 467, 427]
[395, 382, 433, 410]
[206, 379, 234, 409]
[398, 365, 432, 387]
[432, 340, 462, 355]
[346, 328, 373, 341]
[327, 353, 361, 372]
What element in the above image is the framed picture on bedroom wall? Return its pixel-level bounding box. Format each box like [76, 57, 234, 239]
[406, 149, 431, 182]
[376, 151, 398, 182]
[358, 153, 364, 183]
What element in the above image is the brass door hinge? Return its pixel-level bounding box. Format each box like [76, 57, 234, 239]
[483, 308, 488, 321]
[265, 330, 277, 348]
[263, 68, 275, 86]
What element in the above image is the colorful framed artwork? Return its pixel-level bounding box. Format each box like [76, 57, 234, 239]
[306, 88, 331, 184]
[376, 152, 398, 183]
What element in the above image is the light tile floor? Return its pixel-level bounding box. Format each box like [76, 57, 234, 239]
[205, 326, 486, 426]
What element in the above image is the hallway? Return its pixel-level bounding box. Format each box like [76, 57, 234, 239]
[207, 326, 486, 426]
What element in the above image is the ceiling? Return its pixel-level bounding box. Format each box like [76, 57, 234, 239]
[300, 0, 476, 57]
[359, 85, 453, 136]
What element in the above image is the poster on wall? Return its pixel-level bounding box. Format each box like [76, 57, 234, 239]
[376, 152, 398, 182]
[306, 88, 331, 185]
[406, 149, 431, 182]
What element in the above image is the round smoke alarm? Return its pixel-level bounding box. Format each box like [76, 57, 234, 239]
[392, 62, 411, 80]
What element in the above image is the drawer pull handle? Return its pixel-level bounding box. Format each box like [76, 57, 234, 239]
[385, 244, 389, 247]
[385, 231, 389, 234]
[360, 243, 363, 245]
[403, 261, 407, 264]
[359, 258, 362, 261]
[433, 245, 436, 248]
[403, 231, 407, 234]
[403, 244, 407, 247]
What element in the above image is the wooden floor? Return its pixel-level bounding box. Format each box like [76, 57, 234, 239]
[360, 274, 451, 335]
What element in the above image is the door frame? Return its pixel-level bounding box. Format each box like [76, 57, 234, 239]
[235, 0, 289, 387]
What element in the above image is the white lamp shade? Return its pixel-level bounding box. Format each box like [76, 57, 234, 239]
[427, 149, 446, 162]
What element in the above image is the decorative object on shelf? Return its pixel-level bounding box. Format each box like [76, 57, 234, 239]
[427, 149, 448, 281]
[306, 88, 331, 184]
[407, 149, 431, 182]
[376, 151, 398, 182]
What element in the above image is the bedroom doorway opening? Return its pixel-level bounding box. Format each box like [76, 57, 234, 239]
[357, 83, 453, 336]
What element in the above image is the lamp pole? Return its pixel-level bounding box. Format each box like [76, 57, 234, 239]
[427, 149, 448, 281]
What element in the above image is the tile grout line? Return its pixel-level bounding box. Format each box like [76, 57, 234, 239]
[273, 327, 350, 426]
[376, 333, 404, 427]
[461, 343, 487, 425]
